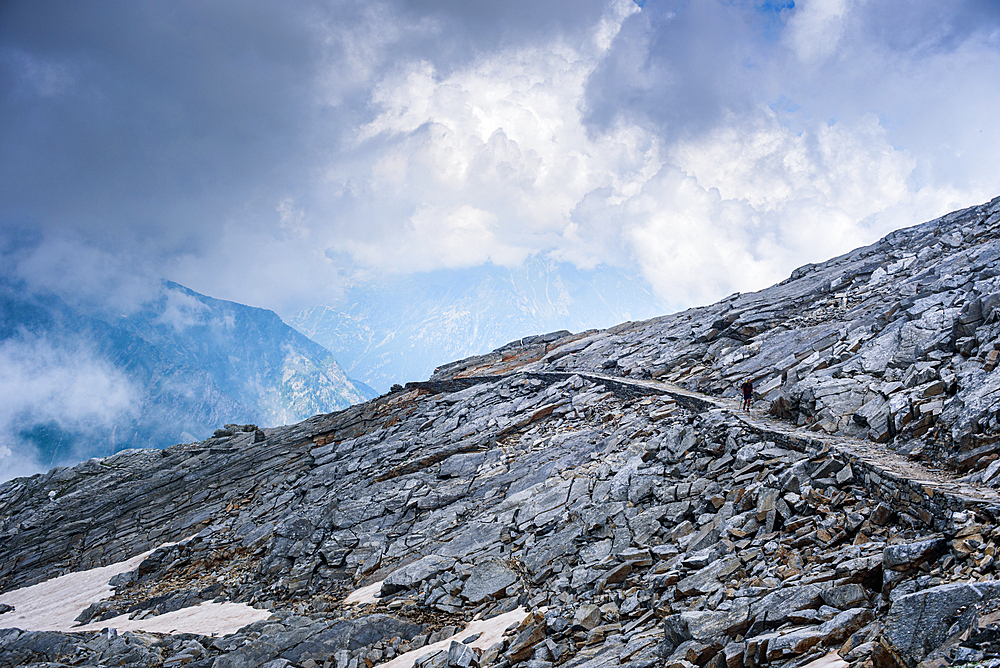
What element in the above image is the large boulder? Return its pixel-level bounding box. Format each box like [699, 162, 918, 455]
[875, 581, 1000, 668]
[380, 555, 456, 596]
[749, 584, 826, 630]
[882, 537, 947, 571]
[460, 557, 518, 603]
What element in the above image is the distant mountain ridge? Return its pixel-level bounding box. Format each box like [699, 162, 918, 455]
[290, 259, 665, 392]
[0, 279, 374, 477]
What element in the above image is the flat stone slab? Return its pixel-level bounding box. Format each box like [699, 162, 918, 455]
[460, 557, 518, 603]
[381, 555, 456, 596]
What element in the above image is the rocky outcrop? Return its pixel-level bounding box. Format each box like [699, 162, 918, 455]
[2, 368, 999, 668]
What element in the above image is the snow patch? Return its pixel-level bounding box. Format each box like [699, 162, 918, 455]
[801, 651, 849, 668]
[0, 542, 269, 636]
[377, 607, 528, 668]
[343, 580, 382, 606]
[0, 549, 154, 631]
[77, 600, 271, 636]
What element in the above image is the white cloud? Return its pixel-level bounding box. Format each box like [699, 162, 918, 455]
[785, 0, 854, 64]
[341, 204, 523, 272]
[4, 0, 1000, 322]
[307, 0, 994, 311]
[0, 334, 137, 481]
[618, 105, 986, 307]
[669, 110, 914, 218]
[156, 289, 210, 331]
[328, 0, 660, 275]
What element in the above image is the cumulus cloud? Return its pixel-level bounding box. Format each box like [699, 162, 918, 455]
[316, 0, 998, 306]
[0, 0, 998, 317]
[0, 334, 137, 481]
[325, 0, 657, 273]
[617, 109, 954, 308]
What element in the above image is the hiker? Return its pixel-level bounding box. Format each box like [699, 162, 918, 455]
[740, 379, 753, 411]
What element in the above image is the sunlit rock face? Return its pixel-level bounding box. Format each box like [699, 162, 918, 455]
[3, 197, 1000, 668]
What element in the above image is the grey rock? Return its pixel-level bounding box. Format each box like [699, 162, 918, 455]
[382, 555, 457, 596]
[447, 639, 478, 668]
[460, 557, 518, 603]
[681, 601, 750, 642]
[676, 556, 741, 597]
[524, 524, 583, 573]
[764, 628, 825, 660]
[609, 457, 642, 502]
[749, 584, 826, 629]
[260, 660, 292, 668]
[883, 537, 948, 571]
[819, 607, 874, 644]
[214, 614, 421, 668]
[880, 581, 1000, 664]
[821, 584, 868, 609]
[437, 522, 503, 558]
[573, 604, 602, 631]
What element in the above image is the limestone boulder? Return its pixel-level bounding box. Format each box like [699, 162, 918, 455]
[876, 581, 1000, 668]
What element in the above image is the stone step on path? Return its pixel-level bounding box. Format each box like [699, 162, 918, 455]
[567, 371, 1000, 529]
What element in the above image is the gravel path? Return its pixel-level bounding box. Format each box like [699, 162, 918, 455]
[581, 372, 1000, 508]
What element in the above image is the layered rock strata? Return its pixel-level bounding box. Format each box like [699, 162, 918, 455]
[0, 369, 998, 668]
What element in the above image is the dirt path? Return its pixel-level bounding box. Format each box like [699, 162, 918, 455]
[578, 372, 1000, 508]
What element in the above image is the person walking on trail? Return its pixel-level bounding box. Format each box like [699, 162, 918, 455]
[740, 379, 753, 411]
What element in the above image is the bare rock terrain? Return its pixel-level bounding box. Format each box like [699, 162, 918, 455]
[4, 196, 1000, 668]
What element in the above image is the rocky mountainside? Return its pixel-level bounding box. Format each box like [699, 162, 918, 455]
[434, 196, 1000, 472]
[2, 197, 1000, 668]
[290, 260, 662, 393]
[0, 280, 375, 475]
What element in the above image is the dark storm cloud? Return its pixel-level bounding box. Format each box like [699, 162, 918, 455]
[395, 0, 609, 52]
[584, 0, 1000, 144]
[0, 0, 998, 315]
[0, 0, 611, 307]
[0, 0, 324, 254]
[582, 0, 779, 137]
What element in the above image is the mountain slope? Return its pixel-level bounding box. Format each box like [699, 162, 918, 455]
[3, 197, 1000, 668]
[0, 280, 374, 476]
[437, 195, 1000, 469]
[115, 281, 376, 427]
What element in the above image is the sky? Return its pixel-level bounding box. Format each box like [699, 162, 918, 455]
[2, 0, 999, 320]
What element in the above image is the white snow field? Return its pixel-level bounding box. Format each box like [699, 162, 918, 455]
[0, 543, 270, 636]
[342, 580, 529, 668]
